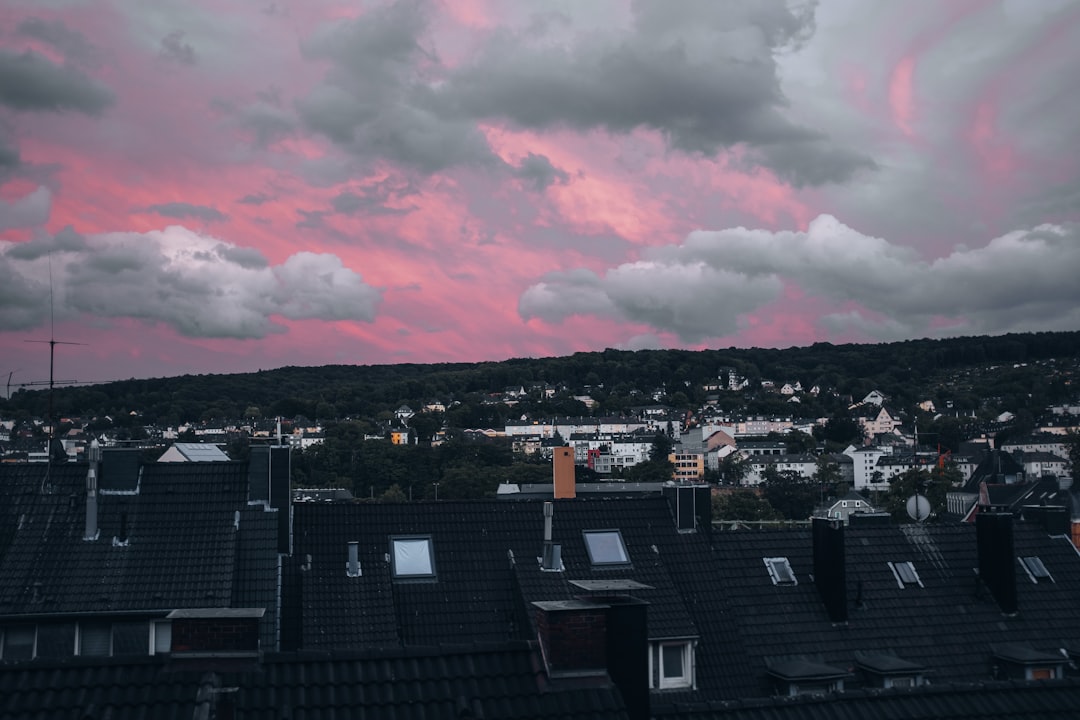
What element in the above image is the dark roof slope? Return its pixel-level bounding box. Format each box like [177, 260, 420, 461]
[687, 522, 1080, 699]
[0, 643, 628, 720]
[0, 461, 254, 616]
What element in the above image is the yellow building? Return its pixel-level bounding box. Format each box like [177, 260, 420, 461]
[669, 452, 705, 482]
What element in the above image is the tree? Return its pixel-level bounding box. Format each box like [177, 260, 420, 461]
[1065, 430, 1080, 486]
[813, 456, 845, 497]
[379, 483, 408, 502]
[718, 453, 751, 486]
[881, 468, 948, 523]
[761, 467, 819, 520]
[712, 490, 782, 521]
[649, 432, 673, 462]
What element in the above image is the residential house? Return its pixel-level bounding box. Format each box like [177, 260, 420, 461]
[816, 491, 878, 524]
[157, 441, 231, 462]
[742, 454, 817, 486]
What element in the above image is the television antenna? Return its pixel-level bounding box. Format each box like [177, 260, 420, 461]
[23, 254, 85, 489]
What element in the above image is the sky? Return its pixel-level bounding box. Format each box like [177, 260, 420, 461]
[1, 0, 1078, 388]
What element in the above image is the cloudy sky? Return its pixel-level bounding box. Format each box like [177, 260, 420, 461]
[1, 0, 1078, 386]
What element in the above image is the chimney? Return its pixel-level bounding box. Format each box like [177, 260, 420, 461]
[347, 541, 361, 577]
[533, 592, 650, 720]
[662, 483, 712, 533]
[976, 512, 1017, 615]
[553, 447, 576, 499]
[541, 502, 562, 571]
[84, 439, 101, 541]
[812, 517, 847, 623]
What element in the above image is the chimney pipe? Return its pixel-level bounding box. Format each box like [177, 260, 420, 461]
[541, 502, 562, 571]
[812, 517, 847, 623]
[977, 512, 1017, 614]
[84, 440, 100, 541]
[347, 541, 360, 577]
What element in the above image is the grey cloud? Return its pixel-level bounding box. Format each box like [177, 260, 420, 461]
[513, 153, 570, 192]
[0, 186, 51, 231]
[519, 215, 1080, 341]
[296, 209, 329, 229]
[0, 134, 20, 169]
[7, 225, 86, 260]
[146, 202, 227, 222]
[17, 17, 101, 67]
[239, 101, 295, 147]
[0, 50, 113, 114]
[442, 0, 871, 185]
[0, 226, 382, 337]
[296, 1, 496, 172]
[237, 192, 272, 205]
[330, 176, 418, 216]
[213, 243, 268, 269]
[160, 31, 197, 66]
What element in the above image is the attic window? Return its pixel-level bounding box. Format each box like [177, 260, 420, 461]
[888, 561, 923, 588]
[583, 530, 630, 566]
[391, 536, 436, 579]
[764, 557, 797, 586]
[1019, 556, 1053, 583]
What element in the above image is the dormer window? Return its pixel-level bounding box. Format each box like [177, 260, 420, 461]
[1019, 556, 1053, 583]
[764, 557, 797, 585]
[390, 536, 436, 580]
[649, 640, 695, 689]
[888, 561, 923, 588]
[0, 625, 36, 661]
[583, 530, 630, 567]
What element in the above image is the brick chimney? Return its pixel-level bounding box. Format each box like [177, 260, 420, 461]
[553, 447, 576, 499]
[812, 517, 847, 623]
[533, 580, 650, 720]
[976, 512, 1017, 615]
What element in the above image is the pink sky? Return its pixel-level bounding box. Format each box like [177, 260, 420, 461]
[1, 0, 1078, 386]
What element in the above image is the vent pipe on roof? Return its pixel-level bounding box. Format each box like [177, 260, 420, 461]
[812, 517, 847, 623]
[541, 502, 562, 571]
[84, 439, 101, 541]
[347, 541, 361, 577]
[976, 512, 1017, 615]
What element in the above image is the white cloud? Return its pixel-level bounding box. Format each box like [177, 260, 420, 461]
[519, 215, 1080, 341]
[0, 225, 382, 337]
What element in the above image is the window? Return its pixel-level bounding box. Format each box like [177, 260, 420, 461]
[650, 642, 694, 689]
[888, 561, 923, 588]
[1, 626, 35, 661]
[1020, 556, 1053, 583]
[391, 536, 436, 579]
[152, 621, 172, 654]
[583, 530, 630, 566]
[77, 623, 112, 657]
[764, 557, 797, 585]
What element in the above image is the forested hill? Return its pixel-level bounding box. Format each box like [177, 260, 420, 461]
[5, 331, 1080, 425]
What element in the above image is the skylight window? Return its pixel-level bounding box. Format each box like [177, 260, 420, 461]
[1020, 556, 1053, 583]
[583, 530, 630, 566]
[390, 536, 436, 579]
[888, 561, 923, 588]
[764, 557, 797, 585]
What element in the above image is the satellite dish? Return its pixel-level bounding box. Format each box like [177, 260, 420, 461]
[906, 494, 931, 522]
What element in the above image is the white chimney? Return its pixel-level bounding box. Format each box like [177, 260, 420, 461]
[541, 502, 562, 571]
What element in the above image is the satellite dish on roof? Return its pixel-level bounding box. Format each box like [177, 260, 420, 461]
[906, 494, 931, 522]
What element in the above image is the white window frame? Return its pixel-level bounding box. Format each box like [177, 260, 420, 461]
[764, 557, 797, 586]
[151, 620, 172, 655]
[649, 641, 694, 689]
[390, 535, 436, 579]
[888, 561, 924, 588]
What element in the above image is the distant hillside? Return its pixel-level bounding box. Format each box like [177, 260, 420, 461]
[3, 331, 1080, 424]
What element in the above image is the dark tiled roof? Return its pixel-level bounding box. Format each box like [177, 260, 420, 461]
[289, 497, 701, 652]
[655, 679, 1080, 719]
[686, 522, 1080, 699]
[0, 643, 629, 720]
[0, 462, 256, 616]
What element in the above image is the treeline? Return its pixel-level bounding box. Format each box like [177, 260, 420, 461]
[4, 331, 1079, 425]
